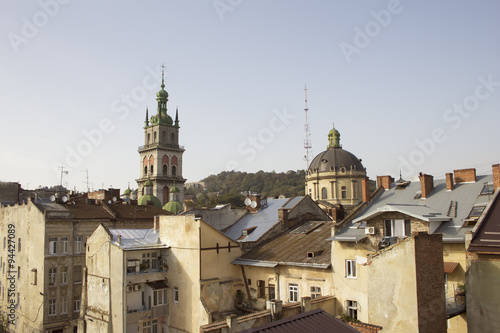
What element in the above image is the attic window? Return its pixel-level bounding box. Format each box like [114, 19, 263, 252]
[414, 192, 422, 199]
[468, 205, 486, 219]
[242, 226, 257, 236]
[307, 252, 315, 258]
[480, 184, 494, 195]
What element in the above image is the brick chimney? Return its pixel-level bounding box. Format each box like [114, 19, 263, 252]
[330, 203, 345, 222]
[493, 164, 500, 191]
[377, 175, 394, 190]
[278, 208, 289, 229]
[419, 173, 434, 199]
[454, 168, 476, 183]
[445, 173, 454, 191]
[362, 177, 370, 202]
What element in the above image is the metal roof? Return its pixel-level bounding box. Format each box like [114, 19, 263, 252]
[109, 228, 167, 249]
[235, 221, 333, 269]
[281, 196, 305, 210]
[239, 308, 360, 333]
[334, 175, 493, 243]
[224, 198, 290, 242]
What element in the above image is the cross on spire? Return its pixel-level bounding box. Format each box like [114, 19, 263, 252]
[161, 63, 165, 88]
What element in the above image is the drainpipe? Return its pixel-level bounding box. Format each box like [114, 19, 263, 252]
[274, 266, 280, 300]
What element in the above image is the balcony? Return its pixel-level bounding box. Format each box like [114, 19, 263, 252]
[126, 304, 168, 323]
[446, 296, 466, 319]
[138, 143, 184, 150]
[127, 267, 167, 284]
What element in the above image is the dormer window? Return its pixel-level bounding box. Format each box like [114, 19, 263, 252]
[480, 184, 494, 195]
[384, 219, 411, 237]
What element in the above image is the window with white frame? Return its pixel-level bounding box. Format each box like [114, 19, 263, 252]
[346, 259, 356, 278]
[61, 267, 68, 284]
[74, 236, 82, 254]
[142, 319, 158, 333]
[347, 300, 358, 319]
[73, 296, 80, 312]
[310, 286, 322, 299]
[384, 219, 411, 237]
[141, 252, 158, 270]
[288, 284, 299, 302]
[49, 268, 57, 285]
[174, 287, 179, 303]
[61, 237, 69, 254]
[48, 298, 56, 316]
[61, 297, 68, 314]
[49, 238, 57, 254]
[153, 289, 166, 306]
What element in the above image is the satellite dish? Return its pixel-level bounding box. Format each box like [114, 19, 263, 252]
[250, 201, 257, 209]
[112, 197, 117, 202]
[50, 195, 56, 202]
[244, 198, 251, 206]
[108, 200, 112, 204]
[62, 196, 68, 203]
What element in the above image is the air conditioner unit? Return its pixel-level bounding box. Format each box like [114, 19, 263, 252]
[126, 285, 133, 292]
[365, 227, 375, 235]
[134, 284, 142, 291]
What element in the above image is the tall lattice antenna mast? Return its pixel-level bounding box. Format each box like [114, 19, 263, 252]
[303, 84, 313, 170]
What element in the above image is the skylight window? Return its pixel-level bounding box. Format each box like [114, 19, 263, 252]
[468, 205, 486, 218]
[480, 184, 494, 195]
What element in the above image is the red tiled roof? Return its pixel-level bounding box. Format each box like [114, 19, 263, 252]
[444, 262, 459, 274]
[239, 308, 360, 333]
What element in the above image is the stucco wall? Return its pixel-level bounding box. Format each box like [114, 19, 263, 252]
[466, 259, 500, 333]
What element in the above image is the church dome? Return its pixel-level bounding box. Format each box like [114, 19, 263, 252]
[138, 195, 162, 209]
[163, 200, 183, 214]
[144, 179, 154, 187]
[157, 88, 168, 99]
[170, 185, 180, 193]
[308, 125, 364, 173]
[308, 147, 364, 173]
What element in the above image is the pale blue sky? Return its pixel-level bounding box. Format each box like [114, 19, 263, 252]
[1, 0, 499, 192]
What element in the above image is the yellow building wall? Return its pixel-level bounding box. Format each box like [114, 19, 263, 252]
[442, 243, 467, 333]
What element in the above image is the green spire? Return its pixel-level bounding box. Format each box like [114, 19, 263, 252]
[144, 107, 149, 127]
[175, 107, 179, 127]
[327, 124, 341, 148]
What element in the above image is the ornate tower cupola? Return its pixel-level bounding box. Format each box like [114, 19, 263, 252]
[136, 65, 186, 206]
[327, 124, 341, 148]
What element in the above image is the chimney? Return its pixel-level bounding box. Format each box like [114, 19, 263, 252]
[446, 173, 454, 191]
[117, 235, 122, 245]
[279, 208, 289, 229]
[419, 173, 434, 199]
[154, 216, 160, 232]
[301, 296, 312, 313]
[377, 175, 394, 190]
[330, 203, 345, 222]
[493, 164, 500, 191]
[454, 168, 476, 183]
[362, 177, 370, 202]
[245, 194, 262, 213]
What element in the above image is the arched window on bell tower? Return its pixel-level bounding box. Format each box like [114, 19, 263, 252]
[172, 165, 177, 177]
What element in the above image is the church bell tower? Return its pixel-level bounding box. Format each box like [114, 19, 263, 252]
[136, 66, 185, 205]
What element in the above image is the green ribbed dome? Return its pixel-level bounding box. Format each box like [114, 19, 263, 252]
[138, 195, 162, 208]
[123, 188, 132, 195]
[144, 179, 154, 187]
[163, 200, 183, 214]
[156, 88, 168, 99]
[170, 185, 180, 193]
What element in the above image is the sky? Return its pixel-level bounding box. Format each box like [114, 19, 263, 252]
[0, 0, 499, 192]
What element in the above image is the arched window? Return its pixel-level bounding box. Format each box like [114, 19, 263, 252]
[321, 187, 328, 199]
[163, 165, 167, 175]
[144, 166, 147, 176]
[150, 165, 154, 175]
[172, 165, 177, 176]
[147, 133, 150, 144]
[154, 132, 157, 142]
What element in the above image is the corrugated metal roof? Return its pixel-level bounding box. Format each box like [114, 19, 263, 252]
[335, 176, 493, 243]
[237, 221, 332, 268]
[224, 198, 290, 242]
[239, 308, 360, 333]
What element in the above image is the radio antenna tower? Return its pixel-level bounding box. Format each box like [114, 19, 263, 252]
[303, 84, 313, 171]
